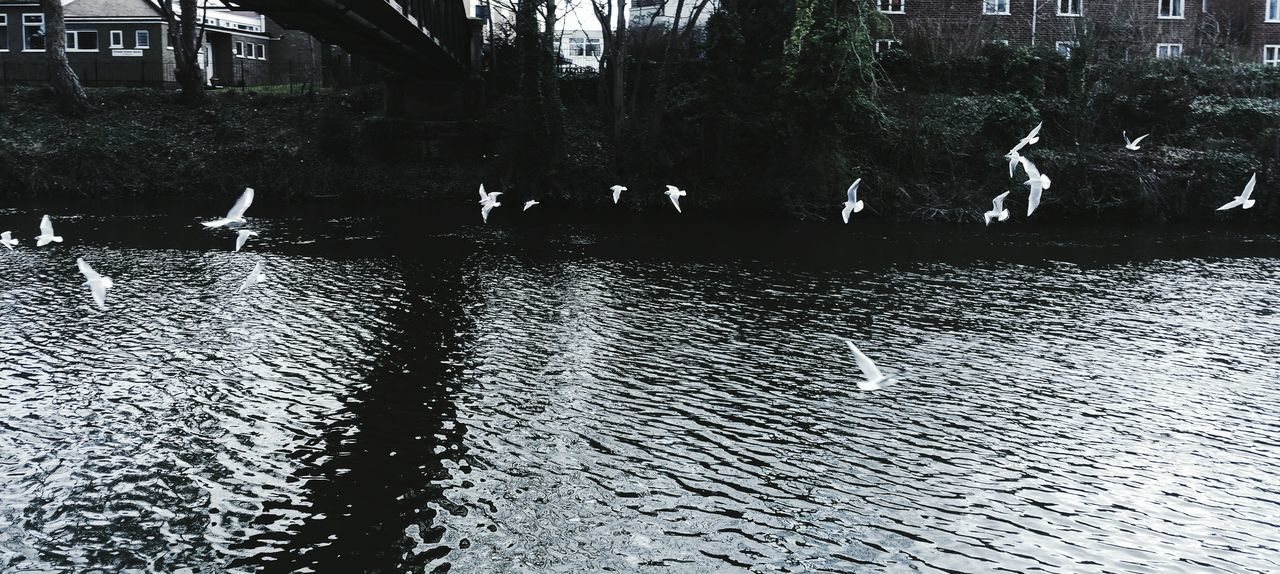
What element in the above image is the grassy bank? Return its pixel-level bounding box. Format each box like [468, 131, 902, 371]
[3, 50, 1279, 226]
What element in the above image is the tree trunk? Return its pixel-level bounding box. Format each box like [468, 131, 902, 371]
[41, 0, 89, 115]
[173, 0, 205, 103]
[611, 0, 627, 144]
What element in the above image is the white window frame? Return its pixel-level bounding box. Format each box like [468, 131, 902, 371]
[1268, 0, 1280, 22]
[1265, 45, 1280, 66]
[986, 39, 1011, 46]
[1055, 41, 1076, 56]
[1156, 43, 1182, 58]
[1159, 0, 1184, 18]
[134, 29, 150, 48]
[0, 15, 8, 52]
[65, 29, 99, 52]
[877, 0, 905, 14]
[109, 29, 123, 48]
[22, 13, 44, 52]
[234, 40, 244, 57]
[254, 42, 265, 60]
[1057, 0, 1081, 16]
[875, 39, 898, 53]
[983, 0, 1010, 15]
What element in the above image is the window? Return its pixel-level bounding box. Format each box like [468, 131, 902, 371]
[567, 37, 601, 58]
[875, 39, 898, 53]
[1058, 0, 1081, 16]
[1269, 0, 1279, 22]
[1056, 41, 1076, 56]
[983, 0, 1009, 15]
[254, 43, 265, 59]
[1265, 45, 1280, 66]
[1156, 43, 1182, 58]
[65, 30, 99, 51]
[1159, 0, 1183, 18]
[234, 40, 244, 57]
[109, 30, 123, 48]
[0, 15, 8, 52]
[986, 39, 1011, 46]
[135, 29, 150, 48]
[23, 14, 44, 51]
[877, 0, 905, 14]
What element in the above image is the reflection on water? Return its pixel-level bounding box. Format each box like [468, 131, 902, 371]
[0, 212, 1278, 573]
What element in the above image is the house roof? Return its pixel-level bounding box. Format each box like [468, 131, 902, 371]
[63, 0, 165, 19]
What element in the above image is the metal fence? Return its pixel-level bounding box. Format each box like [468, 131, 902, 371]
[0, 60, 328, 92]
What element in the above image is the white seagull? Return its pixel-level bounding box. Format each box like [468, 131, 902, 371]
[841, 178, 864, 224]
[1005, 149, 1023, 179]
[664, 185, 686, 213]
[1217, 173, 1258, 211]
[1123, 131, 1150, 151]
[984, 191, 1011, 225]
[239, 261, 267, 292]
[480, 191, 502, 223]
[76, 258, 113, 310]
[610, 185, 627, 204]
[1009, 121, 1043, 155]
[203, 187, 255, 228]
[1019, 156, 1052, 216]
[0, 231, 17, 250]
[846, 340, 898, 391]
[523, 199, 540, 211]
[234, 230, 258, 252]
[35, 215, 63, 247]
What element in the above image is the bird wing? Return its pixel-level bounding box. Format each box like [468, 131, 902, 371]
[1028, 184, 1043, 216]
[841, 203, 853, 224]
[1006, 151, 1022, 178]
[665, 185, 678, 193]
[846, 178, 861, 204]
[40, 215, 54, 237]
[669, 194, 682, 212]
[240, 263, 261, 292]
[992, 191, 1010, 211]
[478, 184, 487, 203]
[1217, 198, 1244, 211]
[1019, 156, 1041, 181]
[846, 340, 885, 382]
[1123, 130, 1131, 146]
[481, 202, 494, 222]
[1025, 121, 1042, 142]
[1, 231, 10, 241]
[235, 234, 248, 252]
[1241, 173, 1257, 200]
[77, 258, 101, 282]
[226, 188, 254, 220]
[1131, 133, 1150, 146]
[613, 189, 622, 203]
[90, 281, 107, 309]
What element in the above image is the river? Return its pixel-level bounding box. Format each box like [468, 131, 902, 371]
[0, 207, 1277, 573]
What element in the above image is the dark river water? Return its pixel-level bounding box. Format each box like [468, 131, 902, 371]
[0, 206, 1278, 573]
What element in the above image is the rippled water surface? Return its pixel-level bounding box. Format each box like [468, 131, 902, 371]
[1, 209, 1278, 573]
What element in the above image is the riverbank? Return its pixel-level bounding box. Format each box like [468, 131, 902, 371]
[2, 62, 1277, 226]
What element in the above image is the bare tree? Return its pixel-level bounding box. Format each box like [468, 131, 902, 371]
[159, 0, 205, 102]
[591, 0, 628, 143]
[41, 0, 89, 115]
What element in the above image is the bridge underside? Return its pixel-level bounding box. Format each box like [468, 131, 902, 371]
[227, 0, 474, 78]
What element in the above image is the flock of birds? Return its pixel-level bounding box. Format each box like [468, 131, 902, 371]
[1, 187, 266, 310]
[0, 122, 1264, 392]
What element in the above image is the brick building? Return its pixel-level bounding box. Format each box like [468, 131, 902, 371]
[873, 0, 1280, 64]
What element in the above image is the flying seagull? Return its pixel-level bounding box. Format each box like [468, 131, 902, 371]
[35, 215, 63, 247]
[1123, 130, 1150, 151]
[984, 191, 1011, 225]
[1005, 149, 1023, 179]
[203, 187, 255, 228]
[477, 184, 491, 205]
[610, 185, 627, 204]
[1019, 156, 1052, 216]
[76, 258, 113, 310]
[239, 261, 267, 292]
[523, 199, 540, 211]
[664, 185, 686, 213]
[841, 178, 864, 224]
[846, 340, 898, 392]
[0, 231, 17, 250]
[1008, 121, 1042, 155]
[1217, 173, 1258, 211]
[234, 230, 258, 252]
[480, 190, 502, 223]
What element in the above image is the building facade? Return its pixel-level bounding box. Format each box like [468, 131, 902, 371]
[873, 0, 1280, 64]
[0, 0, 326, 87]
